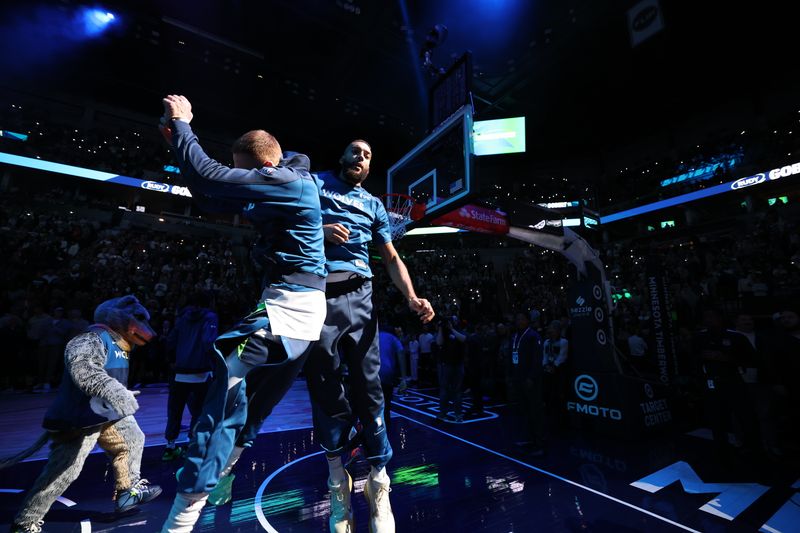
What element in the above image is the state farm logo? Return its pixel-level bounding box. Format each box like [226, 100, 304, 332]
[457, 206, 506, 225]
[141, 181, 170, 192]
[576, 296, 586, 306]
[731, 173, 765, 190]
[575, 374, 598, 401]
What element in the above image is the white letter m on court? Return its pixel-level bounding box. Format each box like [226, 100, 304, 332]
[630, 461, 769, 521]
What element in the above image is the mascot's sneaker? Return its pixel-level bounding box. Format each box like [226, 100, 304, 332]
[9, 520, 43, 533]
[364, 474, 395, 533]
[208, 473, 236, 506]
[116, 479, 162, 512]
[328, 471, 354, 533]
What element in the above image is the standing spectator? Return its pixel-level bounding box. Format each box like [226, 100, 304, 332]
[465, 324, 491, 416]
[627, 326, 648, 358]
[150, 318, 172, 384]
[436, 316, 466, 422]
[509, 311, 545, 456]
[407, 333, 420, 385]
[35, 307, 71, 391]
[66, 308, 90, 339]
[542, 320, 569, 430]
[0, 304, 26, 390]
[693, 308, 759, 458]
[773, 309, 800, 450]
[529, 309, 543, 337]
[27, 304, 51, 390]
[378, 325, 407, 430]
[734, 313, 780, 455]
[418, 324, 436, 386]
[162, 292, 218, 461]
[495, 322, 511, 401]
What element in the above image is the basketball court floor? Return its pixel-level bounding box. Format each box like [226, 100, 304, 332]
[0, 382, 796, 532]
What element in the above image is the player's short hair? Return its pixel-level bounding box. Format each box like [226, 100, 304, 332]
[232, 130, 282, 165]
[348, 139, 372, 153]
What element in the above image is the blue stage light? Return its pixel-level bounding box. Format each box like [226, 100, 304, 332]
[82, 8, 117, 36]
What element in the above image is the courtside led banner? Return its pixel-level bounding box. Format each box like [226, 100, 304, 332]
[0, 152, 192, 197]
[431, 204, 509, 234]
[602, 161, 800, 224]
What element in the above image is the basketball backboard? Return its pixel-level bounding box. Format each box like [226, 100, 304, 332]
[386, 105, 474, 225]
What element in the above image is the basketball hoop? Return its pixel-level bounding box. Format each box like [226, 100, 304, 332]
[380, 193, 425, 240]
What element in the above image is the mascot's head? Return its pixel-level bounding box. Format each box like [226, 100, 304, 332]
[93, 295, 156, 348]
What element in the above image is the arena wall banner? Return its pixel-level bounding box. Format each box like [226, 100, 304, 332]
[602, 160, 800, 223]
[645, 257, 678, 385]
[0, 152, 192, 198]
[567, 278, 616, 374]
[567, 373, 672, 436]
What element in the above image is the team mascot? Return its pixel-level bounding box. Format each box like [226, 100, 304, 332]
[4, 295, 163, 533]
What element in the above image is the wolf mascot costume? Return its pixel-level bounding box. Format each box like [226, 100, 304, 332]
[5, 295, 162, 533]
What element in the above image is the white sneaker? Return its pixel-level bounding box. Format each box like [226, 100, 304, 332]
[328, 471, 354, 533]
[364, 473, 395, 533]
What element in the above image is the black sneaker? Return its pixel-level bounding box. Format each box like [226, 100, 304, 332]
[9, 520, 43, 533]
[161, 446, 183, 461]
[116, 479, 163, 512]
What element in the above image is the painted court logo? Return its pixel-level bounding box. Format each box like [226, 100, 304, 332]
[575, 374, 598, 401]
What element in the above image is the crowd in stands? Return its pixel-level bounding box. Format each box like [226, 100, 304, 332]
[598, 115, 800, 209]
[6, 98, 800, 216]
[372, 250, 499, 326]
[0, 184, 797, 461]
[2, 98, 799, 462]
[0, 101, 229, 184]
[0, 194, 255, 392]
[376, 200, 800, 459]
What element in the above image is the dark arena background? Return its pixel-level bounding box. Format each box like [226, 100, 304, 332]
[1, 0, 799, 532]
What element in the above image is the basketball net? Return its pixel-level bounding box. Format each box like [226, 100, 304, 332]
[380, 193, 425, 240]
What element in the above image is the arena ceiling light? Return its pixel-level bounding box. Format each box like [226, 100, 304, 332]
[81, 8, 117, 36]
[404, 226, 463, 236]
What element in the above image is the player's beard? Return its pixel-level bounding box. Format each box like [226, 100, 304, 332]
[341, 163, 369, 185]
